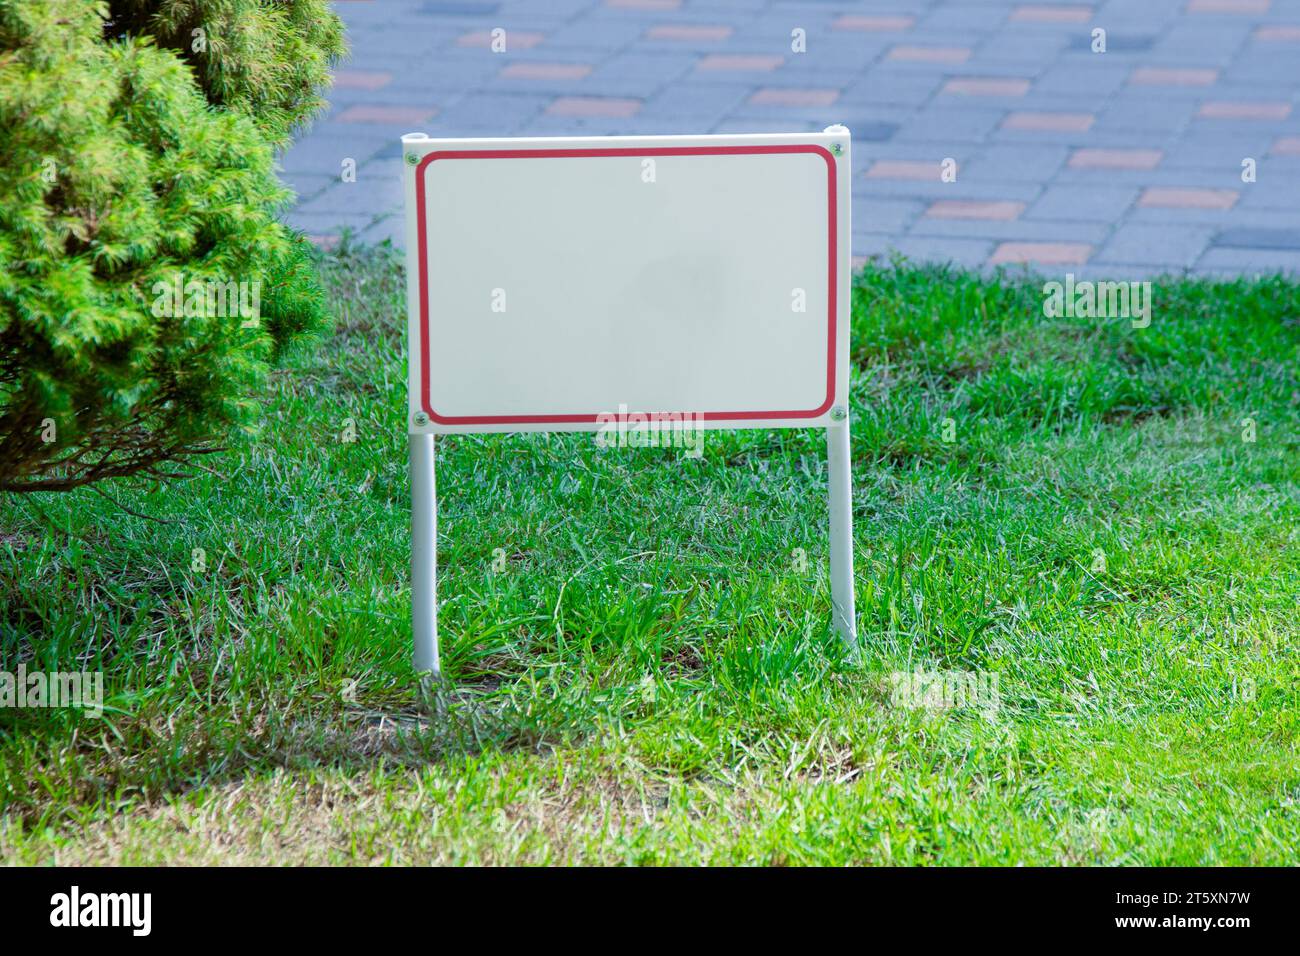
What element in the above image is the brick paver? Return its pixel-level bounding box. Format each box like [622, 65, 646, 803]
[290, 0, 1300, 275]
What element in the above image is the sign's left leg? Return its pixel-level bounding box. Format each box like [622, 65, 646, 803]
[411, 432, 440, 674]
[827, 415, 857, 648]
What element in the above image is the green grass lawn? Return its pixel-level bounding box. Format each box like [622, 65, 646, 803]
[1, 243, 1297, 864]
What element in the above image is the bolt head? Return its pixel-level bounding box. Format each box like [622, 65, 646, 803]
[830, 406, 847, 421]
[830, 143, 843, 156]
[405, 153, 419, 166]
[413, 411, 429, 426]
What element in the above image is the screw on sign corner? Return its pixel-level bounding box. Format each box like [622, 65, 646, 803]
[406, 153, 419, 166]
[830, 406, 848, 421]
[830, 143, 843, 156]
[414, 411, 430, 426]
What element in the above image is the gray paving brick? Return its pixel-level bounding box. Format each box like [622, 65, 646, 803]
[891, 236, 997, 268]
[852, 141, 978, 161]
[839, 73, 943, 108]
[1161, 134, 1276, 169]
[908, 218, 1111, 244]
[1055, 167, 1244, 189]
[849, 143, 968, 178]
[280, 172, 335, 203]
[640, 82, 750, 121]
[483, 47, 609, 65]
[484, 75, 599, 96]
[419, 2, 504, 18]
[1093, 223, 1216, 268]
[894, 105, 1006, 142]
[1032, 64, 1130, 97]
[433, 91, 550, 128]
[1066, 33, 1156, 54]
[1226, 53, 1300, 85]
[854, 179, 1044, 202]
[495, 0, 589, 17]
[544, 19, 645, 50]
[1128, 205, 1239, 227]
[1091, 97, 1198, 135]
[1095, 0, 1184, 26]
[826, 120, 897, 143]
[962, 143, 1070, 182]
[1196, 248, 1300, 274]
[850, 234, 896, 262]
[359, 212, 407, 248]
[995, 123, 1179, 147]
[712, 118, 824, 134]
[517, 114, 674, 136]
[344, 24, 462, 59]
[1149, 21, 1251, 65]
[1214, 228, 1300, 251]
[1066, 264, 1182, 283]
[1181, 207, 1300, 230]
[1024, 184, 1139, 223]
[284, 209, 378, 238]
[294, 175, 403, 221]
[1238, 185, 1300, 210]
[976, 32, 1072, 67]
[753, 67, 867, 89]
[280, 133, 390, 176]
[916, 5, 1011, 33]
[853, 198, 926, 235]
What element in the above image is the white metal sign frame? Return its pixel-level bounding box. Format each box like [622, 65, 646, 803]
[401, 128, 856, 675]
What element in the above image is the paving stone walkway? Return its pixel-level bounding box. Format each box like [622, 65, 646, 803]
[287, 0, 1300, 276]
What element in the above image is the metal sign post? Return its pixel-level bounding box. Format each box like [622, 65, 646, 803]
[401, 128, 856, 676]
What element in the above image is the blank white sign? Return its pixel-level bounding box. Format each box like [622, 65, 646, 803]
[402, 132, 850, 433]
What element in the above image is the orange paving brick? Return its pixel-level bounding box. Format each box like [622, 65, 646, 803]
[697, 54, 783, 71]
[646, 24, 732, 41]
[1010, 4, 1093, 22]
[926, 200, 1026, 220]
[335, 105, 435, 123]
[1003, 111, 1094, 132]
[989, 242, 1092, 265]
[1131, 67, 1219, 85]
[457, 30, 544, 49]
[865, 160, 945, 180]
[887, 45, 971, 63]
[501, 63, 592, 80]
[1068, 148, 1164, 169]
[749, 88, 839, 107]
[1138, 187, 1239, 209]
[546, 96, 640, 117]
[1255, 25, 1300, 40]
[1198, 101, 1292, 120]
[942, 77, 1031, 96]
[333, 71, 392, 91]
[833, 14, 916, 31]
[1188, 0, 1270, 12]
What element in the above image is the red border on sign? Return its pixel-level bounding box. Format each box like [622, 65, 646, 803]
[414, 144, 837, 426]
